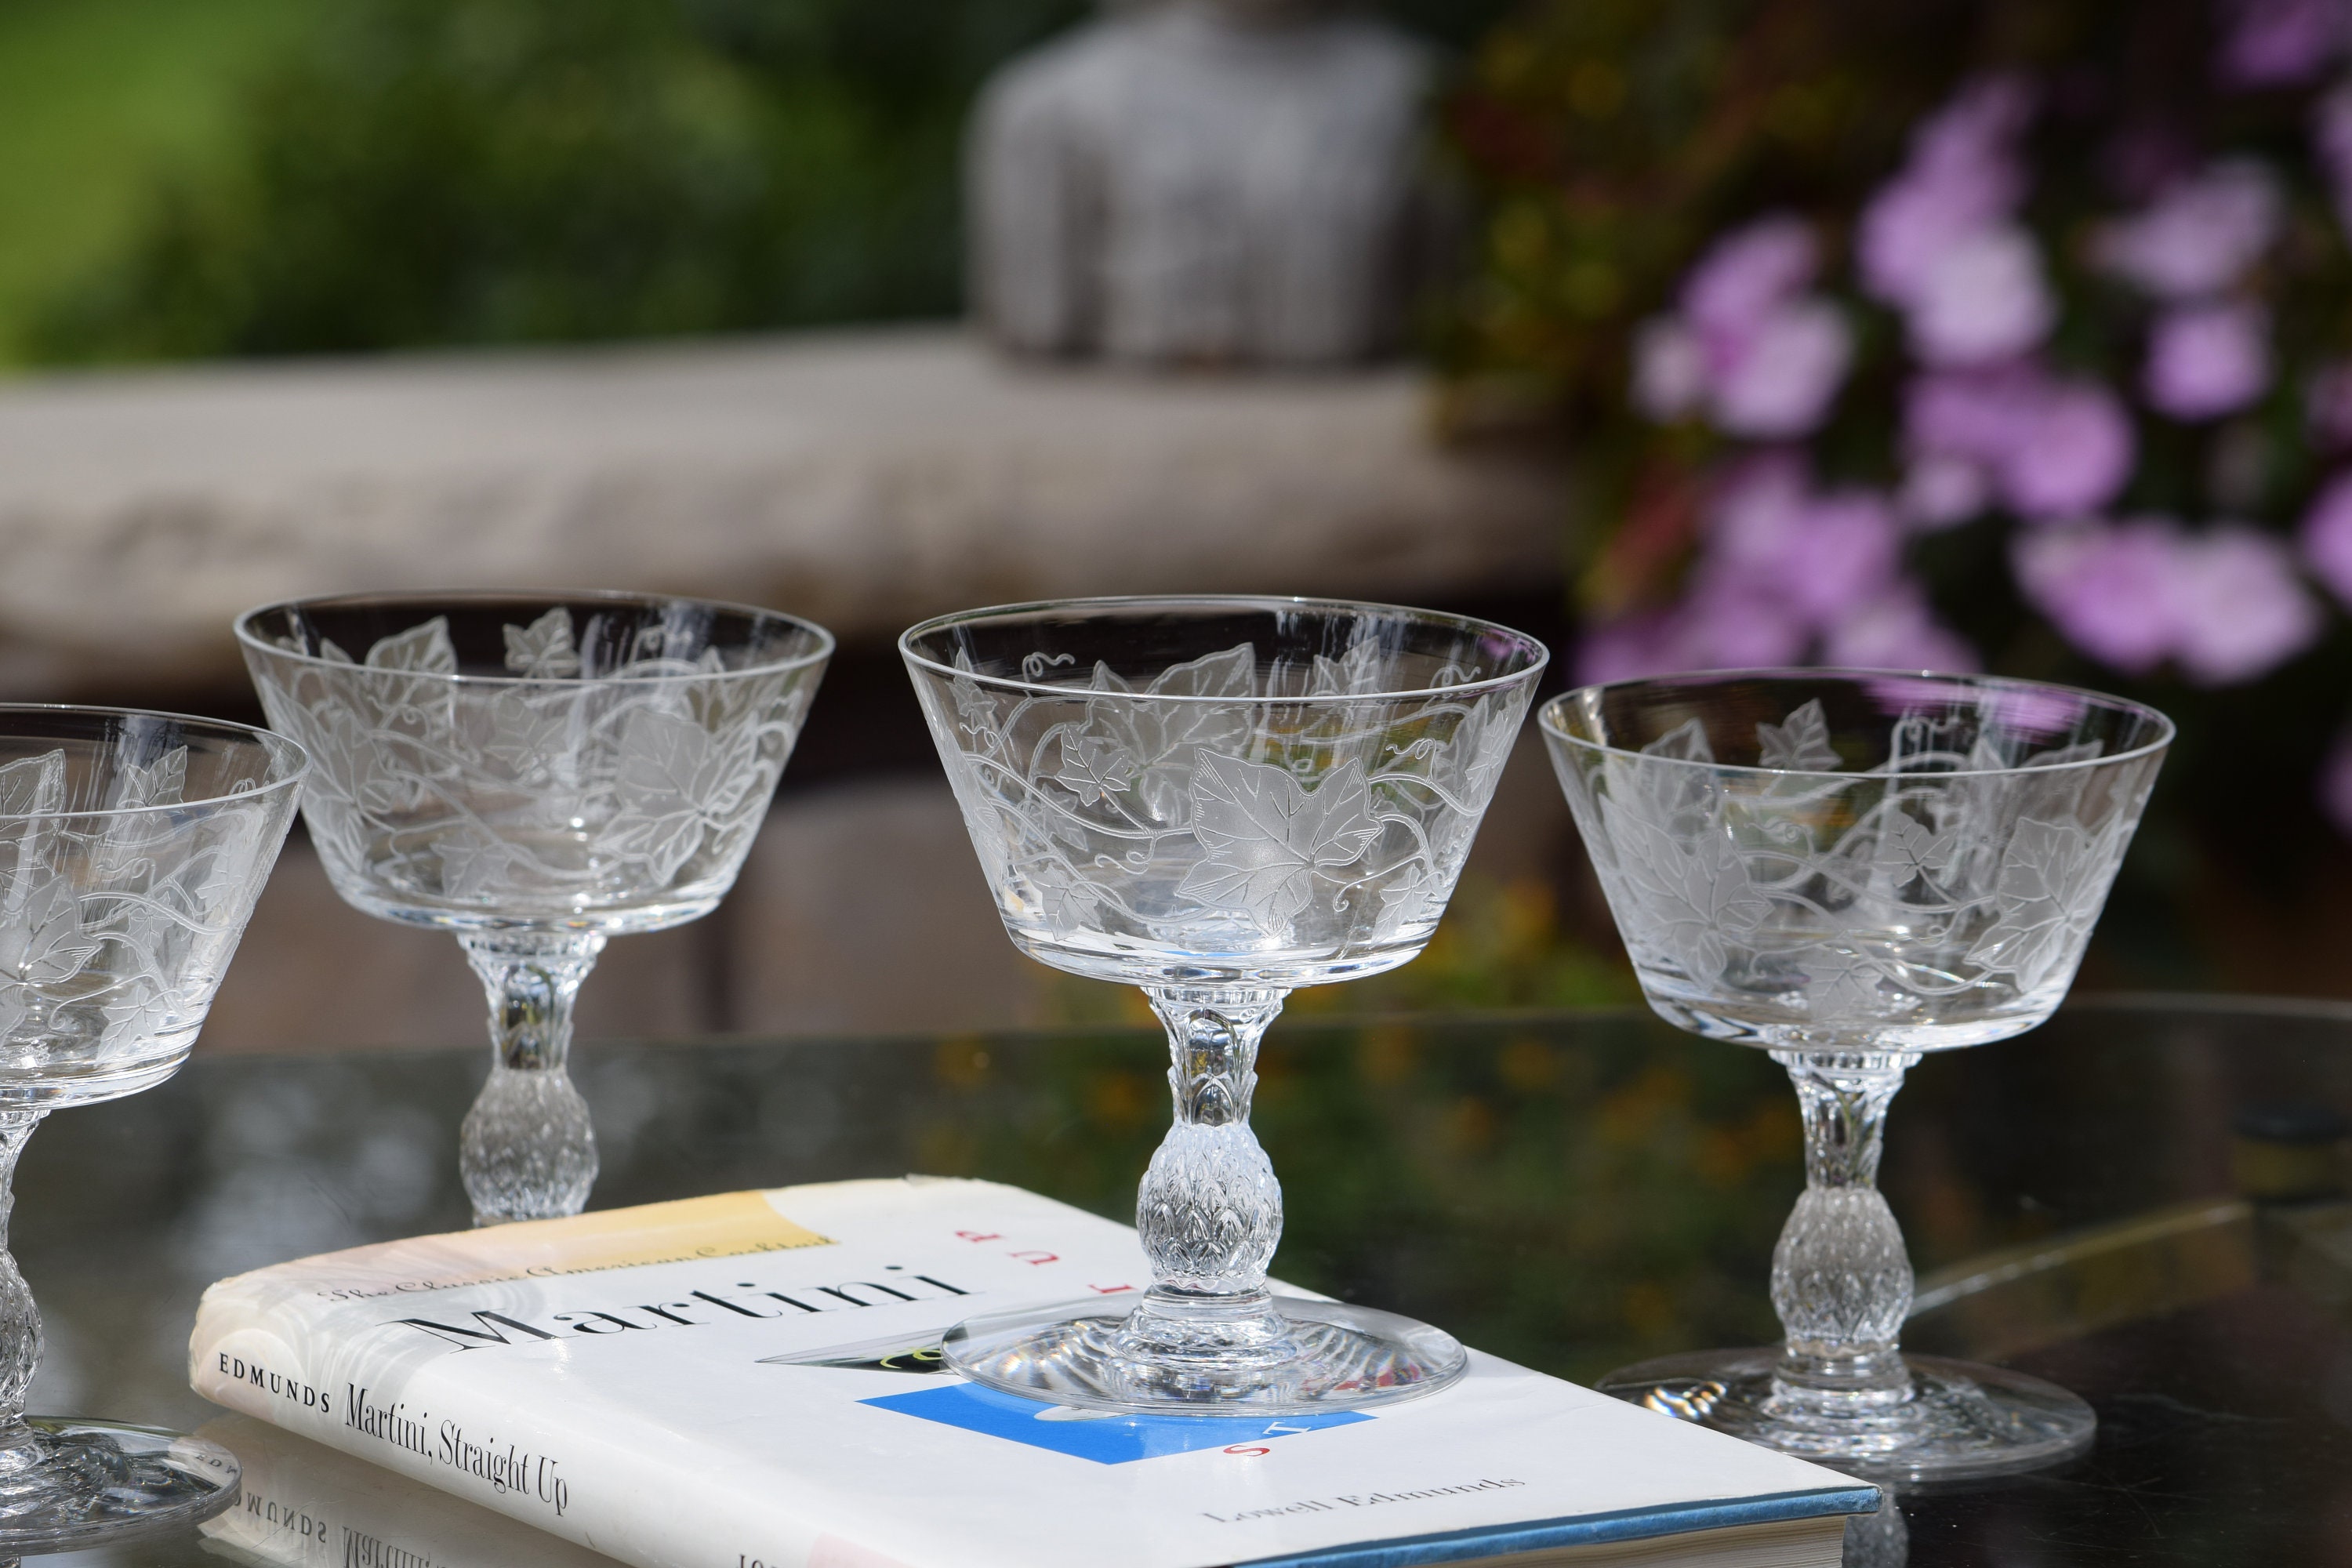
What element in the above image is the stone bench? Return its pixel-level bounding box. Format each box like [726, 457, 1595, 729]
[0, 325, 1559, 699]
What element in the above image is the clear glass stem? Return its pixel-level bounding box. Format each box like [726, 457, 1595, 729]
[0, 1112, 46, 1479]
[1767, 1049, 1920, 1405]
[459, 931, 604, 1225]
[1133, 989, 1286, 1316]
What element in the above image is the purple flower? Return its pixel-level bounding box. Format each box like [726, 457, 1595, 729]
[2320, 730, 2352, 838]
[1632, 318, 1707, 420]
[2002, 380, 2138, 518]
[1573, 589, 1809, 684]
[1820, 579, 1982, 672]
[1576, 610, 1689, 685]
[1702, 458, 1900, 627]
[1859, 76, 2033, 307]
[1703, 451, 1812, 568]
[1900, 453, 1993, 531]
[2093, 160, 2282, 299]
[1581, 457, 1914, 682]
[1680, 581, 1813, 668]
[2314, 82, 2352, 233]
[2299, 469, 2352, 604]
[2219, 0, 2348, 86]
[2144, 300, 2274, 419]
[2016, 517, 2319, 683]
[1907, 225, 2056, 366]
[1907, 366, 2135, 519]
[1784, 491, 1901, 622]
[1682, 216, 1819, 336]
[2013, 520, 2187, 673]
[1711, 299, 1855, 438]
[2170, 526, 2321, 684]
[1632, 216, 1853, 438]
[1908, 365, 2031, 458]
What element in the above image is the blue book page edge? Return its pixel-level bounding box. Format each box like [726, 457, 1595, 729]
[1232, 1486, 1883, 1568]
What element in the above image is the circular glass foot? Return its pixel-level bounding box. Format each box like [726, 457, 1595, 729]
[1596, 1349, 2094, 1482]
[0, 1418, 238, 1550]
[943, 1293, 1469, 1416]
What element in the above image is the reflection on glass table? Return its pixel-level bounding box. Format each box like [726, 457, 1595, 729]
[9, 996, 2352, 1566]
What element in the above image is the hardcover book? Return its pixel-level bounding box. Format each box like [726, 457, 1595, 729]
[188, 1178, 1877, 1568]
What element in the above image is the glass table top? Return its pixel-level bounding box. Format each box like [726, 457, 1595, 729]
[14, 996, 2352, 1565]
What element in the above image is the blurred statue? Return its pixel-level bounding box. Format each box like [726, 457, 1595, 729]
[968, 0, 1439, 365]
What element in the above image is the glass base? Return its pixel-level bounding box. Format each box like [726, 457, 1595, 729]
[1596, 1349, 2095, 1482]
[942, 1291, 1469, 1416]
[0, 1418, 239, 1550]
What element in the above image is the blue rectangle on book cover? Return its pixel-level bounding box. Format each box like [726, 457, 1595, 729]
[860, 1382, 1371, 1465]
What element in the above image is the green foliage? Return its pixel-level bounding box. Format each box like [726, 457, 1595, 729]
[1438, 2, 1947, 421]
[29, 0, 1088, 360]
[31, 0, 1525, 364]
[0, 0, 315, 365]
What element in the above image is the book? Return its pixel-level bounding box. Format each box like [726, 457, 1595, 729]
[188, 1178, 1878, 1568]
[198, 1414, 622, 1568]
[192, 1413, 1851, 1568]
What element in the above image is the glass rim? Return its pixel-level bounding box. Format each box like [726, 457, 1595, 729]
[233, 588, 837, 687]
[897, 593, 1552, 703]
[0, 704, 309, 821]
[1539, 666, 2176, 780]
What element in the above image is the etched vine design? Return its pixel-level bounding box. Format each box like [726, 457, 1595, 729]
[1569, 699, 2152, 1014]
[0, 746, 279, 1064]
[247, 608, 813, 913]
[925, 641, 1530, 952]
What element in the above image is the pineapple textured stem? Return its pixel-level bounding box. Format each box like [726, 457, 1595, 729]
[1769, 1050, 1919, 1400]
[0, 1112, 47, 1477]
[459, 931, 604, 1225]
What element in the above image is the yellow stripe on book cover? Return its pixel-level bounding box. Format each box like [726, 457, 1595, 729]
[301, 1191, 838, 1298]
[484, 1191, 833, 1272]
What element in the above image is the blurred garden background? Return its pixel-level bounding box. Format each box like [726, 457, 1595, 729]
[7, 0, 2352, 1042]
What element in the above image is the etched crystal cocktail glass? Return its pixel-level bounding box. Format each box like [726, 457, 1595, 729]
[0, 706, 304, 1549]
[905, 596, 1548, 1414]
[1544, 670, 2171, 1479]
[238, 592, 830, 1225]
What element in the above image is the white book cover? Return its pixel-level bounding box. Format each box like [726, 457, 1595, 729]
[188, 1178, 1876, 1568]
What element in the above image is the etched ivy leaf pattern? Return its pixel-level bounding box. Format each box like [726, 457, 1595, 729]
[0, 751, 64, 820]
[367, 619, 458, 674]
[503, 608, 583, 677]
[1599, 787, 1770, 982]
[1882, 812, 1958, 881]
[245, 608, 822, 920]
[0, 879, 98, 991]
[1965, 817, 2107, 994]
[0, 719, 298, 1083]
[906, 614, 1542, 982]
[1308, 640, 1387, 698]
[1799, 945, 1895, 1020]
[1083, 645, 1256, 822]
[1549, 688, 2164, 1049]
[1053, 736, 1136, 806]
[109, 747, 186, 810]
[608, 705, 725, 886]
[1758, 700, 1841, 771]
[1178, 753, 1379, 925]
[432, 826, 529, 903]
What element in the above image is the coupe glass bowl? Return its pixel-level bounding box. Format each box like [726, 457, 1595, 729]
[238, 591, 830, 1223]
[0, 706, 304, 1548]
[904, 595, 1548, 1414]
[1544, 669, 2171, 1479]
